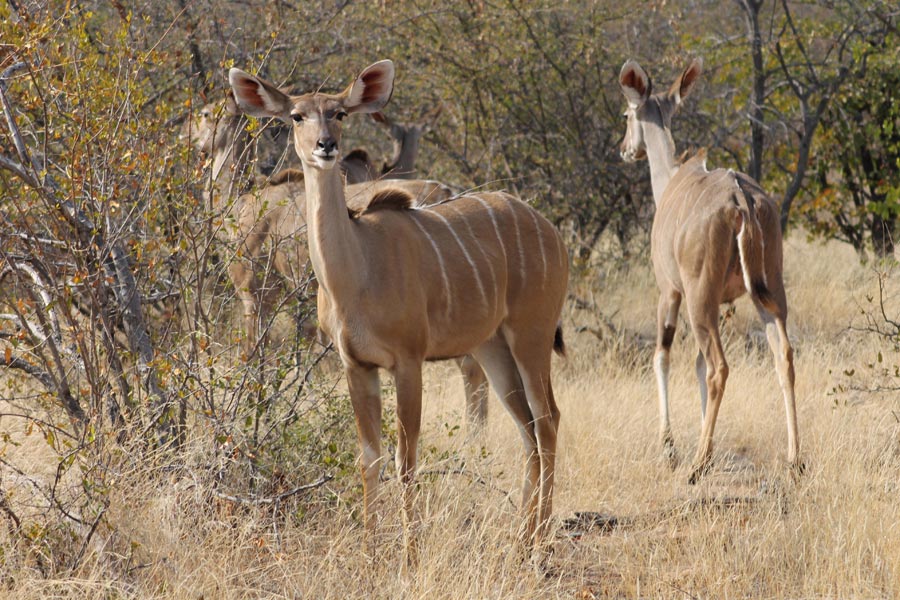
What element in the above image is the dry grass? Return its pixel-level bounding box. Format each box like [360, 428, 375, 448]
[3, 234, 900, 599]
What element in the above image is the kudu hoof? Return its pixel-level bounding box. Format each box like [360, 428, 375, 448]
[662, 440, 679, 471]
[687, 460, 711, 485]
[789, 459, 807, 481]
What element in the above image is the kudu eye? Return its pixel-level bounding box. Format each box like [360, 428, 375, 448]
[291, 113, 304, 123]
[335, 111, 348, 122]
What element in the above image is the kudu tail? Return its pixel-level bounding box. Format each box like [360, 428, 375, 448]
[553, 323, 566, 358]
[734, 175, 779, 314]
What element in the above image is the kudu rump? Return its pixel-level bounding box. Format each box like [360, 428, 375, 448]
[619, 58, 800, 484]
[229, 60, 568, 554]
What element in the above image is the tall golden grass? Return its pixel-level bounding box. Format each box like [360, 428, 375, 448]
[2, 234, 899, 598]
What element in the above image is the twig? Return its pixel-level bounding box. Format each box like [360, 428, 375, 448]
[211, 474, 334, 506]
[418, 467, 517, 510]
[69, 507, 106, 573]
[0, 489, 22, 532]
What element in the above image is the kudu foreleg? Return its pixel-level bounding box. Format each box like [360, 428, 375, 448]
[346, 365, 383, 533]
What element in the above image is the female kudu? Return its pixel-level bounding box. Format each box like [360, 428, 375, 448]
[229, 60, 568, 553]
[185, 89, 489, 432]
[619, 58, 800, 483]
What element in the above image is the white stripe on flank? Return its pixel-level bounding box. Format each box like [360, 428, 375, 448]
[410, 214, 453, 320]
[508, 198, 527, 283]
[432, 210, 488, 306]
[759, 234, 768, 286]
[447, 203, 498, 301]
[688, 170, 729, 207]
[472, 196, 508, 262]
[663, 171, 693, 204]
[555, 226, 567, 270]
[526, 206, 548, 289]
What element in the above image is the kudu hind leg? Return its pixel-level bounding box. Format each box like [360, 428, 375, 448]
[655, 292, 682, 469]
[695, 350, 709, 421]
[455, 355, 489, 434]
[505, 329, 559, 547]
[756, 302, 801, 474]
[686, 298, 729, 485]
[471, 337, 540, 543]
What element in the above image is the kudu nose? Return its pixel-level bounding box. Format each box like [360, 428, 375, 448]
[317, 138, 338, 154]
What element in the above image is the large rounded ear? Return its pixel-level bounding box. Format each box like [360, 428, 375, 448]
[369, 111, 390, 127]
[228, 68, 293, 122]
[223, 90, 239, 116]
[343, 60, 395, 114]
[669, 58, 703, 105]
[619, 59, 652, 107]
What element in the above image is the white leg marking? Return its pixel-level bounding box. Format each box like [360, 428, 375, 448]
[695, 351, 708, 421]
[526, 206, 548, 289]
[432, 209, 488, 306]
[654, 349, 671, 430]
[410, 214, 453, 320]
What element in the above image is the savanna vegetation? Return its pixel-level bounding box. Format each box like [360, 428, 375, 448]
[1, 1, 899, 597]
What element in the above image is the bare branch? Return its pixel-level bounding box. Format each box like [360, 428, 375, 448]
[210, 474, 334, 506]
[0, 58, 173, 440]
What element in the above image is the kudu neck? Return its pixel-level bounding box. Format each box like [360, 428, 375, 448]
[302, 162, 365, 296]
[644, 121, 680, 205]
[386, 134, 419, 179]
[210, 119, 253, 202]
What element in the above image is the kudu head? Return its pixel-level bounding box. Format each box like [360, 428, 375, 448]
[618, 58, 702, 163]
[228, 61, 395, 173]
[371, 104, 442, 177]
[181, 91, 241, 156]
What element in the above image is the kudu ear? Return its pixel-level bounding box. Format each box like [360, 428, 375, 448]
[223, 90, 239, 116]
[669, 58, 703, 106]
[228, 68, 293, 122]
[343, 60, 395, 114]
[619, 59, 652, 107]
[370, 111, 390, 127]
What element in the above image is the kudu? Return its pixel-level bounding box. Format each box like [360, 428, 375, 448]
[618, 58, 800, 484]
[229, 60, 568, 554]
[181, 91, 377, 204]
[186, 90, 489, 432]
[371, 105, 442, 179]
[371, 105, 490, 426]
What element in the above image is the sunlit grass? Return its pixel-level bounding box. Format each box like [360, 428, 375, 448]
[2, 234, 899, 598]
